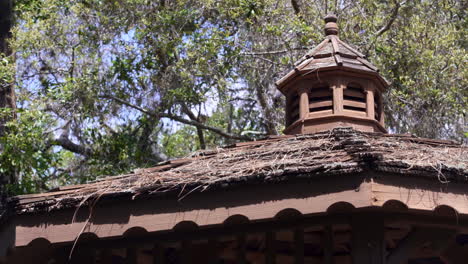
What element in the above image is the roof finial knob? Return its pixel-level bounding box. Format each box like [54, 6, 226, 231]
[324, 14, 338, 36]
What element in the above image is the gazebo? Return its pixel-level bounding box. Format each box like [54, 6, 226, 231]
[1, 15, 467, 264]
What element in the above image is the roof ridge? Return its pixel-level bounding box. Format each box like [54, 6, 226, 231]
[336, 38, 366, 58]
[293, 38, 330, 66]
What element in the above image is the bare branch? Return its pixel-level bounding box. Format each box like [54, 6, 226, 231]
[240, 47, 308, 56]
[365, 1, 403, 56]
[291, 0, 301, 15]
[181, 103, 206, 149]
[374, 1, 403, 38]
[52, 137, 92, 157]
[102, 95, 252, 141]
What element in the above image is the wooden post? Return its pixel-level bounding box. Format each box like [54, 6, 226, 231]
[126, 247, 137, 264]
[365, 89, 375, 119]
[294, 228, 304, 264]
[323, 225, 334, 264]
[331, 80, 343, 114]
[298, 87, 309, 119]
[153, 243, 165, 264]
[376, 92, 384, 126]
[379, 110, 385, 127]
[181, 240, 191, 264]
[286, 94, 292, 126]
[237, 233, 248, 264]
[265, 231, 276, 264]
[351, 214, 385, 264]
[100, 249, 113, 264]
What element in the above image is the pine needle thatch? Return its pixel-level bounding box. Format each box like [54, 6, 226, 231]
[11, 128, 467, 214]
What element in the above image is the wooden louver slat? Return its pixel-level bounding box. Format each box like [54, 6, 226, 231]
[309, 100, 333, 109]
[309, 87, 333, 113]
[288, 93, 301, 125]
[343, 100, 366, 109]
[343, 88, 365, 99]
[343, 86, 366, 113]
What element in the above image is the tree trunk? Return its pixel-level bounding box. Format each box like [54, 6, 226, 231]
[0, 0, 16, 187]
[0, 0, 16, 112]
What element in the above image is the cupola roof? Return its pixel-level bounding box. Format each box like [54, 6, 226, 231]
[276, 14, 389, 94]
[277, 15, 390, 135]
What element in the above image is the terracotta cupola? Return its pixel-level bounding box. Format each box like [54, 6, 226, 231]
[276, 14, 388, 135]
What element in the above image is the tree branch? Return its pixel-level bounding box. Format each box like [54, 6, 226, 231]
[102, 95, 252, 141]
[52, 136, 92, 157]
[291, 0, 301, 15]
[374, 1, 402, 38]
[181, 103, 206, 149]
[365, 1, 403, 56]
[240, 47, 308, 56]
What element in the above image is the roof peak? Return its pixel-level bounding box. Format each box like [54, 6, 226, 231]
[324, 14, 338, 36]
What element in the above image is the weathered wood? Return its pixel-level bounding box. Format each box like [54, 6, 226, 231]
[376, 91, 384, 126]
[294, 228, 304, 264]
[343, 109, 366, 117]
[365, 89, 375, 119]
[332, 82, 343, 114]
[309, 88, 331, 98]
[298, 87, 309, 119]
[14, 176, 369, 247]
[351, 214, 385, 264]
[343, 99, 366, 109]
[343, 88, 366, 99]
[14, 173, 468, 248]
[330, 35, 340, 54]
[309, 100, 333, 109]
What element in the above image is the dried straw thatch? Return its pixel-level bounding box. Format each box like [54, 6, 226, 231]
[11, 127, 467, 214]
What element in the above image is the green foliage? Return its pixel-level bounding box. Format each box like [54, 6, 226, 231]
[0, 56, 14, 86]
[0, 109, 59, 194]
[1, 0, 465, 194]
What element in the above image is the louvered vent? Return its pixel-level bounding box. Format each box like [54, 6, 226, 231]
[309, 86, 333, 114]
[287, 93, 300, 126]
[343, 85, 366, 116]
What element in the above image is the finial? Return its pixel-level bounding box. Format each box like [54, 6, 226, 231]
[324, 14, 338, 36]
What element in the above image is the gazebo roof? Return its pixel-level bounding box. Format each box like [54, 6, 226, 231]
[10, 127, 467, 215]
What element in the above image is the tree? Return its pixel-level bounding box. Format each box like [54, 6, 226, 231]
[1, 0, 466, 194]
[0, 0, 16, 188]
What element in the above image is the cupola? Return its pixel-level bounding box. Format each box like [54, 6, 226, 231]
[276, 15, 388, 135]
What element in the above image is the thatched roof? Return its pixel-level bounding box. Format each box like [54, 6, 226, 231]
[10, 127, 467, 214]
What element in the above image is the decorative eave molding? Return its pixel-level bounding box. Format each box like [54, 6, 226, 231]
[3, 172, 468, 251]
